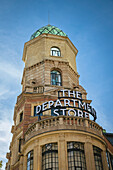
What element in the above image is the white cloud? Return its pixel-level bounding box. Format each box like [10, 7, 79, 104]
[0, 61, 22, 79]
[0, 108, 13, 169]
[0, 88, 16, 101]
[0, 89, 9, 97]
[95, 105, 113, 132]
[0, 49, 22, 170]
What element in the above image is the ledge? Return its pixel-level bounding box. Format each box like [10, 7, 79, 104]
[24, 116, 103, 142]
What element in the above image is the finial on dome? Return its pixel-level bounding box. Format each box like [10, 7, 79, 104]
[48, 11, 50, 25]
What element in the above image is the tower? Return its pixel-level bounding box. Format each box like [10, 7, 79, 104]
[6, 25, 113, 170]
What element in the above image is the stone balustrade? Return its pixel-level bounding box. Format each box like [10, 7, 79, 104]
[24, 116, 103, 142]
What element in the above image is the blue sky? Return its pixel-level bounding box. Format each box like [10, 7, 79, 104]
[0, 0, 113, 168]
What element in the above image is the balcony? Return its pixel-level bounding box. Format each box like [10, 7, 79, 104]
[24, 116, 103, 142]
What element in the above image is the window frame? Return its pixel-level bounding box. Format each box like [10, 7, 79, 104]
[51, 70, 62, 86]
[109, 152, 113, 169]
[93, 146, 103, 170]
[27, 150, 33, 170]
[19, 112, 23, 122]
[106, 150, 113, 170]
[42, 143, 59, 170]
[18, 138, 22, 153]
[67, 141, 87, 170]
[51, 47, 61, 57]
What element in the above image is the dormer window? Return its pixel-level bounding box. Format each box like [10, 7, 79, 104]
[51, 47, 60, 56]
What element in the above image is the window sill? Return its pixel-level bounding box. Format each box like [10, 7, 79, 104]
[50, 55, 63, 58]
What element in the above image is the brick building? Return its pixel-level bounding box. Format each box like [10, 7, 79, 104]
[6, 25, 113, 170]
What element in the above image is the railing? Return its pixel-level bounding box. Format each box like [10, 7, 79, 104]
[24, 116, 103, 142]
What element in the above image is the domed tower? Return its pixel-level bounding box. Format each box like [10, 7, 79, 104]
[22, 25, 79, 93]
[6, 25, 111, 170]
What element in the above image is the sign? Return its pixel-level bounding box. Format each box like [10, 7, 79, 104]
[36, 90, 97, 121]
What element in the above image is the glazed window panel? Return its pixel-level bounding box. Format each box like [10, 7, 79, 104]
[109, 152, 113, 169]
[51, 47, 61, 56]
[107, 151, 113, 169]
[106, 151, 110, 169]
[42, 143, 59, 170]
[51, 70, 62, 86]
[67, 142, 86, 170]
[18, 138, 21, 153]
[27, 150, 33, 170]
[93, 146, 103, 170]
[20, 112, 23, 122]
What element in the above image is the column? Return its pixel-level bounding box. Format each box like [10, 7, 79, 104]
[84, 137, 96, 170]
[58, 133, 68, 170]
[23, 155, 27, 170]
[34, 139, 39, 170]
[37, 141, 42, 170]
[102, 150, 109, 170]
[19, 155, 24, 170]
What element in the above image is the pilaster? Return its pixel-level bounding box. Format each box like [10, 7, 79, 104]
[102, 150, 109, 170]
[23, 155, 27, 170]
[37, 141, 42, 170]
[84, 136, 96, 170]
[33, 139, 39, 170]
[58, 133, 67, 170]
[19, 156, 24, 170]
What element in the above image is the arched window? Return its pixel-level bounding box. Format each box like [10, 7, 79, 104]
[51, 47, 61, 56]
[51, 70, 62, 86]
[27, 150, 33, 170]
[42, 143, 58, 170]
[67, 142, 86, 170]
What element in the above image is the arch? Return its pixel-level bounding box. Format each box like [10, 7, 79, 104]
[51, 70, 62, 86]
[51, 47, 61, 56]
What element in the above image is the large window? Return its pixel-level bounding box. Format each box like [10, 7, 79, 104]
[27, 150, 33, 170]
[106, 151, 110, 169]
[51, 70, 62, 86]
[93, 146, 103, 170]
[8, 165, 10, 170]
[106, 151, 113, 170]
[51, 47, 60, 56]
[67, 142, 86, 170]
[20, 112, 23, 122]
[18, 138, 21, 153]
[42, 143, 59, 170]
[109, 153, 113, 169]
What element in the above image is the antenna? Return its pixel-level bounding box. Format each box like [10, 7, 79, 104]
[48, 11, 50, 25]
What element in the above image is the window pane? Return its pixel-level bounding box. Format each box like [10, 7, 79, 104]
[57, 51, 60, 56]
[20, 112, 23, 122]
[109, 152, 113, 169]
[42, 143, 59, 170]
[51, 71, 61, 86]
[27, 150, 33, 170]
[51, 47, 61, 57]
[67, 142, 86, 170]
[18, 139, 21, 153]
[93, 146, 103, 170]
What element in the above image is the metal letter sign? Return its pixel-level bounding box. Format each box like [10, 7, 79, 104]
[35, 90, 97, 121]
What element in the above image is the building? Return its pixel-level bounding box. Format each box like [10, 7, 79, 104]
[6, 25, 113, 170]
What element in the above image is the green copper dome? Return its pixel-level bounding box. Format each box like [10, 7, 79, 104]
[30, 25, 67, 40]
